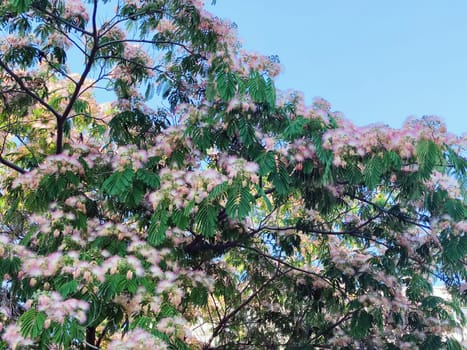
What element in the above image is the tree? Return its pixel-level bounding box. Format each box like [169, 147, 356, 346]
[0, 0, 465, 349]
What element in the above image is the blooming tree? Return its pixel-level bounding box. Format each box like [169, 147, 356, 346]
[0, 0, 465, 349]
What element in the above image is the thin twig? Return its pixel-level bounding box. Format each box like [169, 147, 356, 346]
[0, 156, 25, 174]
[207, 265, 288, 346]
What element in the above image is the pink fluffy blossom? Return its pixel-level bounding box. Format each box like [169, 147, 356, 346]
[2, 324, 34, 349]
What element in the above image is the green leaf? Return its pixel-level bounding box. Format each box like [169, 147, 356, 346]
[443, 235, 466, 263]
[136, 169, 160, 189]
[416, 140, 439, 179]
[350, 310, 372, 339]
[406, 274, 432, 301]
[255, 184, 273, 211]
[446, 147, 467, 175]
[195, 201, 217, 237]
[148, 200, 169, 246]
[72, 99, 89, 115]
[52, 318, 76, 346]
[383, 150, 402, 171]
[108, 109, 156, 146]
[20, 309, 46, 338]
[12, 0, 33, 14]
[421, 296, 445, 310]
[269, 161, 290, 195]
[225, 183, 254, 220]
[421, 334, 442, 350]
[58, 280, 78, 298]
[364, 155, 383, 190]
[446, 338, 462, 350]
[217, 71, 237, 101]
[172, 338, 190, 350]
[190, 286, 208, 306]
[206, 81, 217, 101]
[238, 187, 254, 219]
[172, 208, 190, 230]
[284, 116, 307, 140]
[126, 277, 138, 294]
[49, 95, 65, 110]
[102, 167, 135, 196]
[247, 71, 266, 103]
[159, 302, 178, 318]
[238, 117, 256, 146]
[63, 119, 72, 137]
[0, 257, 21, 276]
[444, 199, 465, 221]
[255, 151, 276, 176]
[207, 182, 228, 201]
[265, 77, 276, 108]
[187, 124, 213, 151]
[52, 46, 67, 64]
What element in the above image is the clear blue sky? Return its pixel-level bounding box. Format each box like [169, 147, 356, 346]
[206, 0, 467, 134]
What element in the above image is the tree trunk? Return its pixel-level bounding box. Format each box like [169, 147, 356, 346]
[86, 326, 96, 350]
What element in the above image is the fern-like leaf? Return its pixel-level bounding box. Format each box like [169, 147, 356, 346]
[136, 169, 160, 189]
[102, 168, 135, 196]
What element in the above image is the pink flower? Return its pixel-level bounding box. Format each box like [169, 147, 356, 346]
[62, 1, 89, 22]
[157, 19, 177, 33]
[107, 328, 168, 350]
[37, 292, 89, 324]
[3, 324, 33, 349]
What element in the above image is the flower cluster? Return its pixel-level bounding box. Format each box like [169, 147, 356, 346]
[286, 137, 318, 164]
[123, 43, 154, 68]
[157, 316, 190, 338]
[149, 167, 228, 210]
[12, 151, 84, 190]
[240, 51, 282, 77]
[156, 19, 177, 33]
[36, 292, 89, 324]
[106, 328, 168, 350]
[62, 0, 89, 23]
[112, 144, 150, 170]
[217, 154, 259, 182]
[46, 33, 72, 50]
[2, 324, 33, 350]
[21, 252, 62, 278]
[0, 35, 36, 52]
[328, 238, 371, 276]
[323, 114, 463, 167]
[226, 96, 257, 113]
[425, 170, 462, 199]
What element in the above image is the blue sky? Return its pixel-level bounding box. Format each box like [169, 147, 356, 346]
[206, 0, 467, 134]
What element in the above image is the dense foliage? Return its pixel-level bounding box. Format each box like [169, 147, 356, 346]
[0, 0, 465, 349]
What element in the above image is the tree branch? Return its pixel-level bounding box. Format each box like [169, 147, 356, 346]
[238, 245, 343, 294]
[258, 212, 388, 247]
[346, 192, 431, 230]
[0, 59, 62, 121]
[32, 5, 94, 37]
[183, 233, 238, 255]
[56, 0, 100, 154]
[308, 309, 358, 343]
[0, 156, 25, 174]
[206, 265, 287, 347]
[98, 39, 204, 58]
